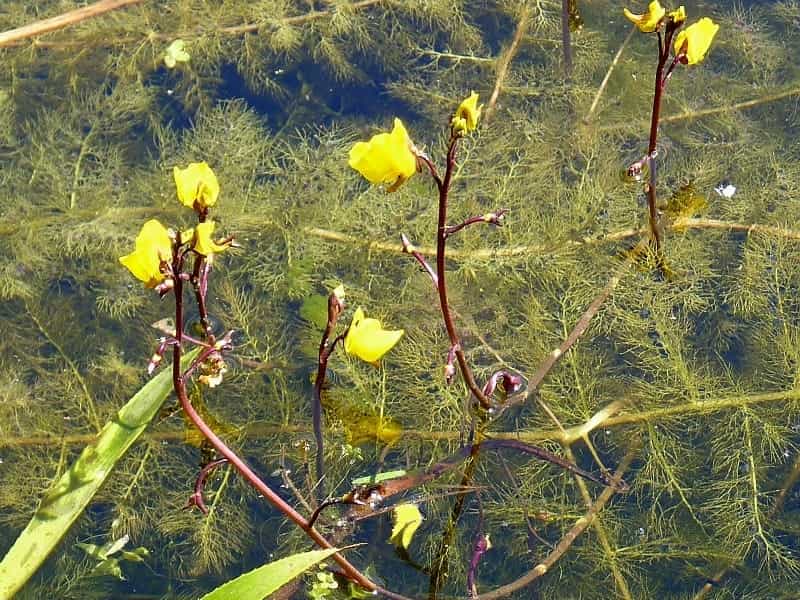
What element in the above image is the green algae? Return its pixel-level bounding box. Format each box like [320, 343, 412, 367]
[0, 1, 799, 599]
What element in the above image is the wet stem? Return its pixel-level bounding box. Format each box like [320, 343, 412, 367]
[646, 24, 685, 253]
[423, 136, 491, 410]
[168, 231, 375, 592]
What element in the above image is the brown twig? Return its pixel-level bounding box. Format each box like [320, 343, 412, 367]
[484, 6, 530, 123]
[473, 442, 639, 600]
[0, 0, 384, 49]
[584, 26, 636, 123]
[0, 0, 146, 48]
[500, 241, 644, 415]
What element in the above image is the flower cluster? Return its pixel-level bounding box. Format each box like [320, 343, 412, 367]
[624, 1, 719, 65]
[119, 162, 231, 291]
[348, 92, 482, 192]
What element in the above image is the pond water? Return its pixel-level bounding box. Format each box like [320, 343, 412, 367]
[1, 1, 800, 599]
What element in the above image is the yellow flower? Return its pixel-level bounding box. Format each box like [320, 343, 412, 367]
[348, 118, 418, 192]
[668, 5, 686, 25]
[173, 162, 220, 210]
[674, 17, 719, 65]
[451, 91, 482, 134]
[191, 221, 231, 257]
[344, 307, 404, 365]
[119, 219, 173, 288]
[623, 1, 666, 32]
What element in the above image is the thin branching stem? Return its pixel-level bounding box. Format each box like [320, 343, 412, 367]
[0, 0, 146, 48]
[423, 141, 491, 409]
[170, 233, 375, 592]
[473, 442, 639, 600]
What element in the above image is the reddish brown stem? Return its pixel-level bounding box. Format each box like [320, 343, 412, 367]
[170, 237, 373, 591]
[444, 209, 508, 237]
[185, 458, 229, 515]
[423, 142, 491, 409]
[401, 233, 438, 287]
[312, 292, 345, 485]
[644, 21, 684, 253]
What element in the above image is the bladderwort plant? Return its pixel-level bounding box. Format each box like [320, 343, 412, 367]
[116, 86, 637, 598]
[623, 2, 719, 255]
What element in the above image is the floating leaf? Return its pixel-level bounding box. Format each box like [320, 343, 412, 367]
[77, 534, 129, 561]
[164, 39, 190, 69]
[200, 548, 342, 600]
[389, 503, 423, 550]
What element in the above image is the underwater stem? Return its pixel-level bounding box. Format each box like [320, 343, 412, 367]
[69, 124, 95, 210]
[474, 442, 639, 600]
[431, 140, 490, 409]
[560, 0, 573, 78]
[585, 26, 635, 122]
[485, 6, 529, 123]
[25, 302, 101, 432]
[502, 242, 641, 415]
[170, 235, 374, 591]
[0, 0, 145, 48]
[312, 291, 346, 486]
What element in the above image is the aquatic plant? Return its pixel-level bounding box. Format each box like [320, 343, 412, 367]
[1, 1, 800, 599]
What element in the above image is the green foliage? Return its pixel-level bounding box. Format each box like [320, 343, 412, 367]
[0, 0, 800, 599]
[199, 548, 343, 600]
[0, 349, 197, 598]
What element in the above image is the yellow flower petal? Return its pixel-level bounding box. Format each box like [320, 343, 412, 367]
[344, 307, 404, 365]
[389, 503, 423, 550]
[674, 17, 719, 65]
[192, 221, 230, 257]
[119, 219, 172, 288]
[451, 91, 482, 133]
[348, 118, 417, 191]
[668, 5, 686, 25]
[623, 1, 665, 32]
[173, 162, 220, 210]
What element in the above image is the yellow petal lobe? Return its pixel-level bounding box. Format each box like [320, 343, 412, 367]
[668, 6, 686, 24]
[390, 503, 423, 550]
[344, 307, 404, 365]
[451, 91, 482, 133]
[173, 161, 220, 210]
[623, 1, 666, 32]
[192, 221, 230, 257]
[348, 118, 417, 191]
[119, 219, 172, 288]
[673, 17, 719, 65]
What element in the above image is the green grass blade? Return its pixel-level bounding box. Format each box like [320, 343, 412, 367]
[0, 350, 197, 600]
[200, 548, 342, 600]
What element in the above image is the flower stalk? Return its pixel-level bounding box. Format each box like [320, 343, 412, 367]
[419, 140, 491, 410]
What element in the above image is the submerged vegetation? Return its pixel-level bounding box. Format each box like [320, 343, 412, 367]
[1, 0, 800, 598]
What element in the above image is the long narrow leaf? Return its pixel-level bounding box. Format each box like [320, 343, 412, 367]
[200, 548, 342, 600]
[0, 350, 196, 600]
